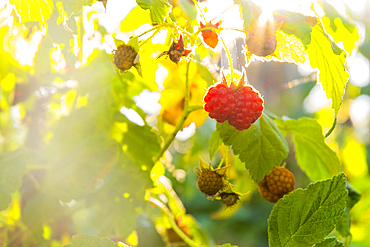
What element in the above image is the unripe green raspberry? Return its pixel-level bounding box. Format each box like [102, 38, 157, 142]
[220, 192, 240, 207]
[113, 44, 138, 72]
[197, 170, 223, 196]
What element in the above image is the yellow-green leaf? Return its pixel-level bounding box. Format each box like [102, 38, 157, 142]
[276, 118, 342, 182]
[57, 0, 94, 18]
[136, 0, 172, 24]
[11, 0, 54, 23]
[321, 3, 359, 56]
[120, 5, 151, 33]
[307, 24, 349, 115]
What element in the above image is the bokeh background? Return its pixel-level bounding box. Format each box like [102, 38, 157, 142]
[0, 0, 370, 246]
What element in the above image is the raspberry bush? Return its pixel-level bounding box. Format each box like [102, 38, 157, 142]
[0, 0, 367, 247]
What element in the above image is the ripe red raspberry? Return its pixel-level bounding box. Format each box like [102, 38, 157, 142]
[220, 192, 240, 208]
[203, 72, 264, 131]
[258, 166, 295, 203]
[246, 20, 277, 57]
[200, 21, 221, 49]
[113, 43, 138, 72]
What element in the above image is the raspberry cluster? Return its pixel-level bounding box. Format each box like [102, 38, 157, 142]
[258, 166, 295, 203]
[204, 73, 264, 131]
[197, 169, 224, 196]
[113, 44, 138, 72]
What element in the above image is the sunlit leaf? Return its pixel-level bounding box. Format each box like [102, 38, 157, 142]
[0, 148, 27, 211]
[217, 114, 289, 182]
[276, 118, 341, 181]
[268, 173, 347, 247]
[271, 31, 305, 64]
[11, 0, 54, 23]
[245, 31, 305, 65]
[307, 24, 349, 115]
[273, 10, 317, 47]
[120, 5, 151, 33]
[136, 0, 172, 24]
[321, 3, 359, 56]
[57, 0, 94, 18]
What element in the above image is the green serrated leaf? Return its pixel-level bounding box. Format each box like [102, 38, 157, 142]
[216, 244, 238, 247]
[120, 5, 151, 33]
[336, 183, 361, 237]
[209, 130, 223, 160]
[68, 234, 118, 247]
[273, 10, 317, 47]
[58, 0, 94, 18]
[217, 114, 289, 182]
[11, 0, 54, 23]
[276, 118, 341, 181]
[307, 24, 349, 115]
[137, 0, 171, 24]
[268, 173, 348, 247]
[313, 237, 345, 247]
[0, 148, 27, 211]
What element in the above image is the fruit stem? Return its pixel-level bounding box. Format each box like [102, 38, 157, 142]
[139, 28, 161, 47]
[219, 34, 233, 84]
[136, 23, 174, 39]
[154, 61, 201, 163]
[147, 196, 199, 247]
[192, 0, 208, 24]
[185, 61, 191, 108]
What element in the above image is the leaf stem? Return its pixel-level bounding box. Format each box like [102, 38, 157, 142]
[154, 61, 201, 163]
[139, 28, 161, 47]
[192, 0, 207, 23]
[219, 34, 233, 83]
[185, 61, 191, 108]
[147, 196, 199, 247]
[324, 116, 337, 138]
[136, 23, 173, 39]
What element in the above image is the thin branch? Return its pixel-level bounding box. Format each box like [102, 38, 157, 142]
[147, 196, 199, 247]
